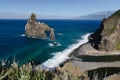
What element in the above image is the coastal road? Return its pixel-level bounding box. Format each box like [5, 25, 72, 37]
[71, 60, 120, 71]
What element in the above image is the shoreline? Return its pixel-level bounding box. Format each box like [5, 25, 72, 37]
[40, 33, 120, 70]
[69, 42, 120, 57]
[57, 37, 120, 72]
[42, 33, 90, 68]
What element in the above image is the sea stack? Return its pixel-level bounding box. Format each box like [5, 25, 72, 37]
[89, 10, 120, 52]
[25, 13, 55, 40]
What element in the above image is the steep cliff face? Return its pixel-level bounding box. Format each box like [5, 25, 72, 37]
[89, 10, 120, 51]
[25, 13, 55, 40]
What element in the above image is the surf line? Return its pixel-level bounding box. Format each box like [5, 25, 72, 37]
[42, 33, 90, 68]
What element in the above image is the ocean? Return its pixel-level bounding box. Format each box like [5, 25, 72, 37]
[0, 19, 101, 67]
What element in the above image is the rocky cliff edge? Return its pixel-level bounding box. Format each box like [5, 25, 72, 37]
[89, 10, 120, 52]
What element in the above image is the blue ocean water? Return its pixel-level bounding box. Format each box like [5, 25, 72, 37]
[0, 19, 101, 66]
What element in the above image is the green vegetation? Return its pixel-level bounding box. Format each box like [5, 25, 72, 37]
[109, 26, 116, 35]
[116, 44, 120, 50]
[0, 61, 49, 80]
[0, 59, 120, 80]
[0, 60, 88, 80]
[107, 10, 120, 20]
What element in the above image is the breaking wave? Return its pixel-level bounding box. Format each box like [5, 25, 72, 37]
[49, 42, 61, 47]
[57, 33, 63, 35]
[20, 34, 25, 37]
[42, 33, 90, 68]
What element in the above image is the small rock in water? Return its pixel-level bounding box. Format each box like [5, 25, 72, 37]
[49, 42, 61, 47]
[53, 42, 58, 46]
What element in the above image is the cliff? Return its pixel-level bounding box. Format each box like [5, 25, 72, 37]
[89, 10, 120, 52]
[25, 13, 55, 40]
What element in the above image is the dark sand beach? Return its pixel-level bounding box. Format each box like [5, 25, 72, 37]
[64, 42, 120, 71]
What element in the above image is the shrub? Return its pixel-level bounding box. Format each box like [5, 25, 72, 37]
[109, 26, 116, 35]
[116, 44, 120, 50]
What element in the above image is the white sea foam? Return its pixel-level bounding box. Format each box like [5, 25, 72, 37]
[21, 34, 25, 37]
[42, 33, 90, 68]
[57, 33, 63, 35]
[49, 42, 61, 47]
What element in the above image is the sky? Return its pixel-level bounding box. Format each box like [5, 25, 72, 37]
[0, 0, 120, 17]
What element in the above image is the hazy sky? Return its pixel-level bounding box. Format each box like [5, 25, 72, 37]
[0, 0, 120, 17]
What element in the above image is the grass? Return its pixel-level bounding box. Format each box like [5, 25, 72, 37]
[0, 60, 52, 80]
[116, 44, 120, 50]
[0, 59, 87, 80]
[0, 59, 120, 80]
[109, 26, 116, 35]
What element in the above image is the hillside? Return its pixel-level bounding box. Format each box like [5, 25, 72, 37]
[76, 11, 114, 20]
[89, 10, 120, 51]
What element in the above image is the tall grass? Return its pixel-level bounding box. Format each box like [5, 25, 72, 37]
[0, 59, 89, 80]
[0, 59, 119, 80]
[0, 59, 52, 80]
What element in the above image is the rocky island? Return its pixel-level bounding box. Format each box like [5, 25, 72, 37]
[25, 13, 55, 40]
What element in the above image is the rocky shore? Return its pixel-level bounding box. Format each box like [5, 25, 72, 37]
[57, 10, 120, 79]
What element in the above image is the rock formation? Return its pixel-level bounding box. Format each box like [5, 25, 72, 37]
[89, 10, 120, 52]
[25, 13, 55, 40]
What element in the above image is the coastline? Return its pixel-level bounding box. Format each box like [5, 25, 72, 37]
[40, 32, 120, 70]
[59, 38, 120, 73]
[42, 33, 90, 68]
[69, 42, 120, 57]
[53, 38, 120, 79]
